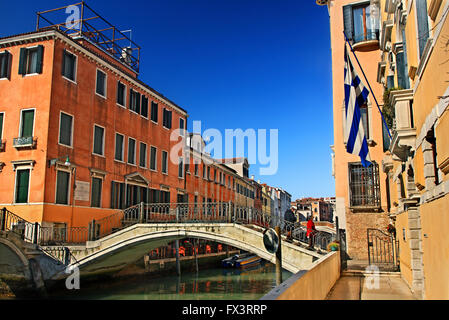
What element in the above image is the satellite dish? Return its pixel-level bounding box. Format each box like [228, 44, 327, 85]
[263, 228, 279, 254]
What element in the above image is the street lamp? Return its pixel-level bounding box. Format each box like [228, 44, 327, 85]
[48, 155, 71, 168]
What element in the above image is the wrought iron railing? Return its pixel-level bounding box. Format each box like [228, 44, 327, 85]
[13, 136, 36, 148]
[2, 203, 335, 258]
[0, 207, 39, 244]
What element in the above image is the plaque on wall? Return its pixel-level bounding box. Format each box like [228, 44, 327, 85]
[74, 181, 90, 201]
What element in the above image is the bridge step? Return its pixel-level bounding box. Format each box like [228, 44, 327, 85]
[342, 270, 401, 278]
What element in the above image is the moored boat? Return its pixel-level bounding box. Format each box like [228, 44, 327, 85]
[221, 252, 261, 268]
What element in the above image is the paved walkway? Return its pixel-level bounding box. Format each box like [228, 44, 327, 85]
[326, 261, 418, 300]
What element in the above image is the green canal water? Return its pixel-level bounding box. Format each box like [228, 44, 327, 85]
[49, 262, 292, 300]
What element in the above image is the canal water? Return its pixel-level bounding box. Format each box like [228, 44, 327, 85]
[49, 262, 292, 300]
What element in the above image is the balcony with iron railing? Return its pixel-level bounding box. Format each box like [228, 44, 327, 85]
[13, 136, 37, 149]
[388, 89, 416, 161]
[352, 29, 380, 50]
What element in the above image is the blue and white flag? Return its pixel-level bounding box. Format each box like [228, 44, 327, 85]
[344, 45, 371, 167]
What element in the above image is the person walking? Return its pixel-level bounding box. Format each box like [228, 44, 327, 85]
[306, 215, 317, 250]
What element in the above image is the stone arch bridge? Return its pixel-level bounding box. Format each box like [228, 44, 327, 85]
[0, 203, 335, 296]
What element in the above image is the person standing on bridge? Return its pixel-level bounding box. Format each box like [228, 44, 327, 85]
[306, 215, 317, 250]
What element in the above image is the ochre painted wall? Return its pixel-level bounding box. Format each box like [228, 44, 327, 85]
[420, 195, 449, 299]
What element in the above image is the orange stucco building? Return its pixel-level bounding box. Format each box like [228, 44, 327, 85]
[0, 22, 254, 232]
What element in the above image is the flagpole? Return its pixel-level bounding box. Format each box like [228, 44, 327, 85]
[343, 31, 392, 140]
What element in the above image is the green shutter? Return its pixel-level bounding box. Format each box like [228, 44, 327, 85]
[59, 113, 73, 146]
[128, 139, 135, 164]
[18, 48, 26, 75]
[115, 134, 123, 160]
[36, 45, 44, 74]
[91, 177, 102, 207]
[21, 110, 34, 138]
[93, 126, 104, 155]
[15, 169, 30, 203]
[56, 171, 70, 204]
[416, 0, 429, 58]
[343, 5, 354, 41]
[140, 143, 146, 167]
[0, 51, 10, 79]
[150, 147, 156, 170]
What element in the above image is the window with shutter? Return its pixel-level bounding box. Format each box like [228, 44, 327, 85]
[162, 150, 168, 174]
[62, 50, 76, 81]
[56, 170, 70, 204]
[93, 125, 104, 155]
[59, 112, 73, 146]
[178, 157, 184, 178]
[117, 81, 126, 106]
[128, 138, 136, 164]
[96, 69, 107, 97]
[0, 51, 11, 79]
[139, 142, 147, 168]
[15, 169, 30, 203]
[151, 101, 158, 122]
[91, 177, 102, 207]
[141, 96, 148, 118]
[416, 0, 430, 59]
[20, 110, 35, 138]
[343, 5, 354, 40]
[19, 46, 44, 75]
[115, 133, 124, 161]
[150, 146, 157, 171]
[343, 3, 379, 44]
[111, 181, 126, 209]
[179, 118, 185, 136]
[129, 89, 141, 114]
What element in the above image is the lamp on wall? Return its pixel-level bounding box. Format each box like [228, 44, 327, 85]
[48, 155, 71, 168]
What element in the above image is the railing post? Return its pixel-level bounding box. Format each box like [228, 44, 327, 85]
[233, 204, 236, 223]
[64, 247, 70, 265]
[176, 206, 179, 223]
[1, 207, 6, 231]
[89, 220, 96, 241]
[33, 222, 39, 245]
[140, 202, 144, 223]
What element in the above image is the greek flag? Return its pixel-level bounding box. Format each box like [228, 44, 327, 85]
[344, 45, 371, 167]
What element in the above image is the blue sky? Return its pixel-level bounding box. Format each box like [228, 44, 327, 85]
[1, 0, 334, 200]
